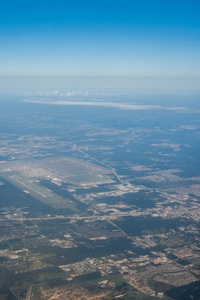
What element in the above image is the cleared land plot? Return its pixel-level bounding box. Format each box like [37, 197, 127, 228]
[43, 157, 112, 176]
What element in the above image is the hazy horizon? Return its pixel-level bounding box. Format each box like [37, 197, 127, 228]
[1, 76, 200, 91]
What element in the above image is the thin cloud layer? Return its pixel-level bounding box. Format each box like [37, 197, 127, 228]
[21, 99, 195, 113]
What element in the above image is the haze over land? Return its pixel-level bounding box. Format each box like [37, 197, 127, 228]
[0, 90, 200, 299]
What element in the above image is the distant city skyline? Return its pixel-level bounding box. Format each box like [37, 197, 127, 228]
[0, 0, 200, 88]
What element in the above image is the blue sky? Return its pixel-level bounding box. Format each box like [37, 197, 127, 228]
[0, 0, 200, 87]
